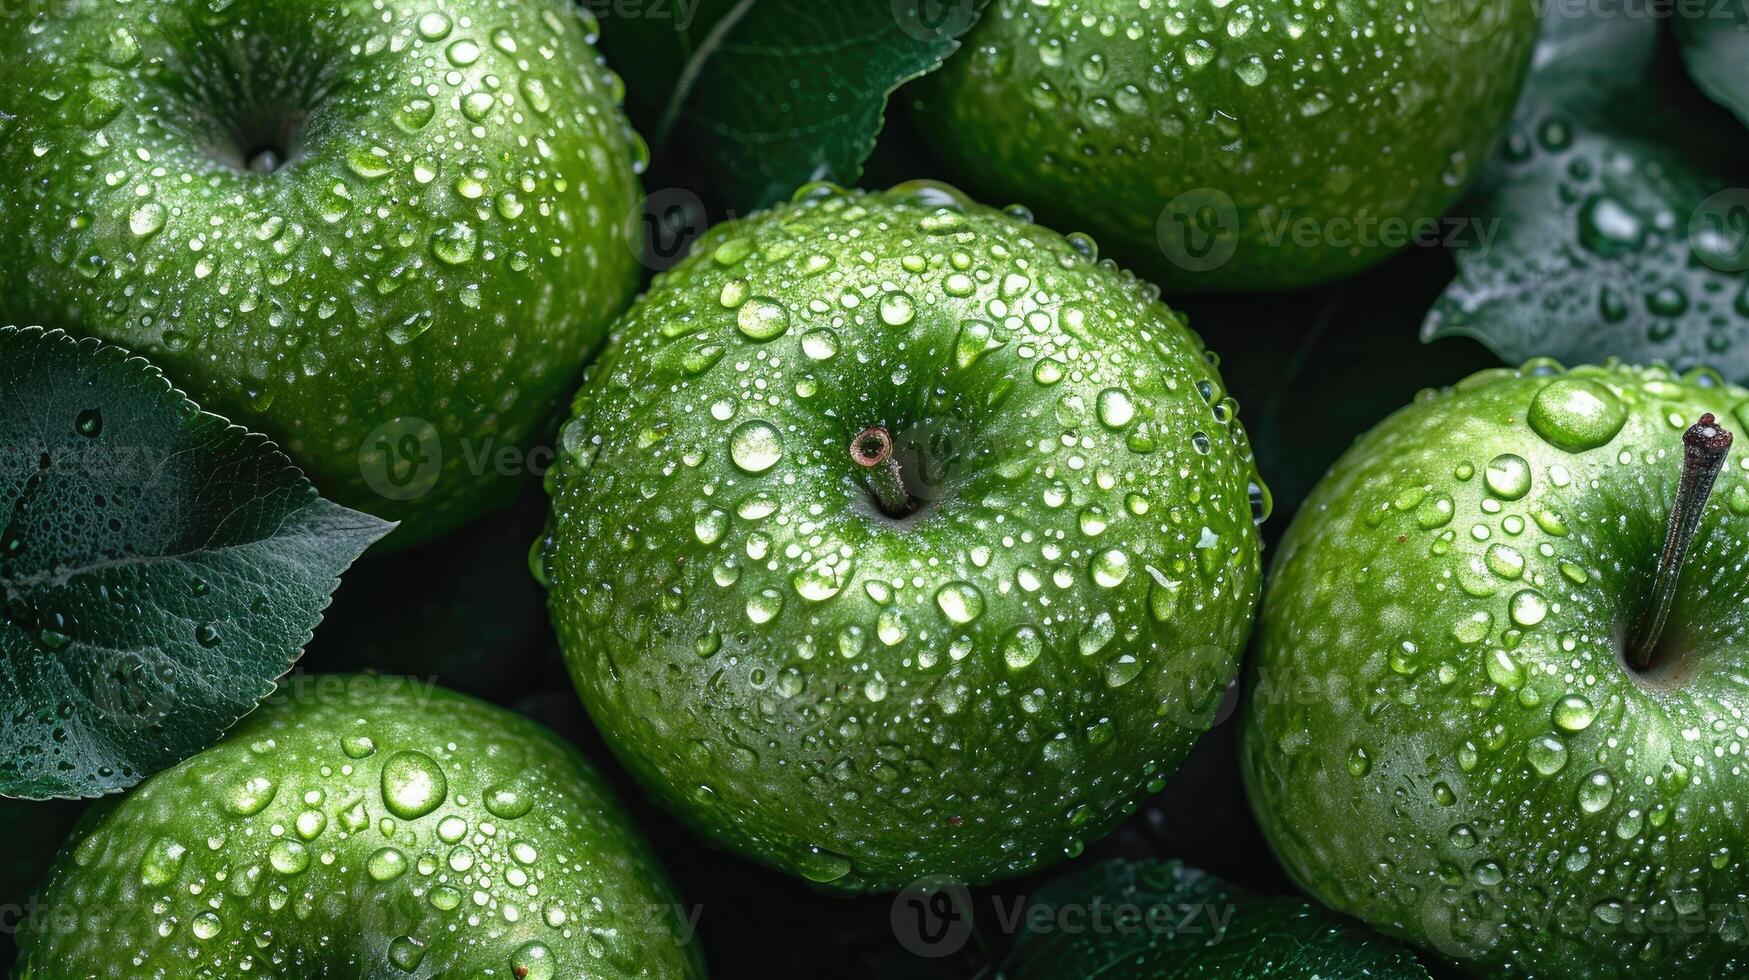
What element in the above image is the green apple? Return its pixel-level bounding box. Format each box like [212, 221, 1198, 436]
[14, 674, 702, 978]
[543, 181, 1267, 892]
[1243, 361, 1749, 977]
[0, 0, 644, 544]
[909, 0, 1539, 291]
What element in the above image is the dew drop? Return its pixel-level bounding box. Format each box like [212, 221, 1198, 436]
[1528, 378, 1627, 453]
[1578, 770, 1616, 813]
[129, 202, 165, 237]
[368, 847, 407, 881]
[139, 838, 186, 886]
[191, 911, 222, 940]
[935, 582, 985, 624]
[511, 941, 556, 980]
[388, 935, 427, 972]
[268, 839, 309, 875]
[1347, 745, 1371, 777]
[878, 291, 916, 327]
[1078, 613, 1116, 656]
[801, 328, 838, 361]
[736, 298, 790, 341]
[1527, 734, 1569, 776]
[1553, 695, 1595, 732]
[1003, 626, 1043, 670]
[1096, 388, 1136, 429]
[1510, 589, 1549, 627]
[342, 734, 377, 759]
[1484, 454, 1532, 500]
[485, 784, 533, 819]
[381, 751, 447, 819]
[729, 421, 783, 474]
[228, 775, 277, 816]
[1090, 549, 1130, 588]
[796, 847, 852, 883]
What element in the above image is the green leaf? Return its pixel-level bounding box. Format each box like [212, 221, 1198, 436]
[0, 327, 393, 799]
[1676, 2, 1749, 127]
[1421, 7, 1749, 377]
[599, 0, 989, 210]
[997, 859, 1431, 980]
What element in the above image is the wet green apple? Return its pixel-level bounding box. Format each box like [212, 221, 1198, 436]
[1244, 361, 1749, 977]
[0, 0, 644, 545]
[543, 181, 1267, 892]
[910, 0, 1539, 291]
[14, 674, 702, 978]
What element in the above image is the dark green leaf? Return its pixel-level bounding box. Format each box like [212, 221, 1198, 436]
[997, 859, 1431, 980]
[599, 0, 989, 210]
[0, 327, 393, 799]
[1676, 2, 1749, 126]
[1421, 7, 1749, 377]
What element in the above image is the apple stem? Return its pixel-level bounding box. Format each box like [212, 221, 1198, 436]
[851, 426, 912, 517]
[1628, 413, 1733, 672]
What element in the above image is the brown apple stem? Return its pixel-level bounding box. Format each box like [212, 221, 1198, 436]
[1628, 413, 1733, 671]
[852, 426, 911, 517]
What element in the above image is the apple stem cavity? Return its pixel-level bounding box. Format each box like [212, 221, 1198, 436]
[1629, 413, 1734, 672]
[246, 148, 283, 175]
[851, 426, 913, 518]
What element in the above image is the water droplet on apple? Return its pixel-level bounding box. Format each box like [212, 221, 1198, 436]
[729, 421, 783, 473]
[388, 935, 426, 972]
[1003, 626, 1043, 670]
[735, 298, 789, 340]
[795, 847, 852, 883]
[879, 291, 916, 326]
[1578, 769, 1615, 813]
[227, 775, 277, 815]
[1089, 549, 1130, 588]
[1347, 745, 1371, 776]
[1526, 734, 1568, 776]
[1484, 453, 1531, 499]
[138, 837, 186, 886]
[1552, 695, 1595, 732]
[1509, 589, 1548, 627]
[1528, 378, 1627, 452]
[1096, 388, 1135, 429]
[380, 751, 447, 819]
[935, 582, 984, 624]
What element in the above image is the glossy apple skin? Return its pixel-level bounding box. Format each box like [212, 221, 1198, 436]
[14, 675, 702, 979]
[0, 0, 643, 545]
[543, 182, 1266, 892]
[911, 0, 1538, 291]
[1243, 361, 1749, 977]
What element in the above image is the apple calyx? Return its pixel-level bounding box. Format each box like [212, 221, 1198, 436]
[1628, 413, 1734, 672]
[851, 426, 914, 518]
